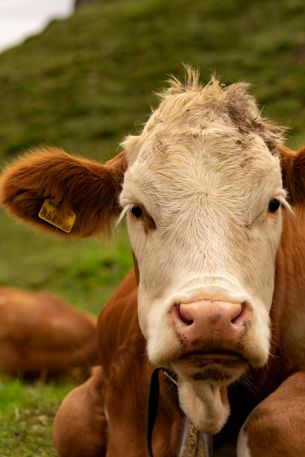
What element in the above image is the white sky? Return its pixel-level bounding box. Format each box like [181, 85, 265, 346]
[0, 0, 74, 53]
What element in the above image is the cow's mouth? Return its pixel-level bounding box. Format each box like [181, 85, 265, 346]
[180, 349, 246, 364]
[172, 349, 248, 382]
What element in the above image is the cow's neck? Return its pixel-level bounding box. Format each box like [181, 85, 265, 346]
[274, 210, 305, 364]
[273, 210, 305, 364]
[256, 210, 305, 396]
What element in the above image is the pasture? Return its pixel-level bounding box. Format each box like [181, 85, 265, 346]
[0, 0, 305, 454]
[0, 223, 131, 456]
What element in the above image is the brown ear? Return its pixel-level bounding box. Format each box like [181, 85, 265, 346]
[0, 147, 127, 237]
[279, 145, 305, 207]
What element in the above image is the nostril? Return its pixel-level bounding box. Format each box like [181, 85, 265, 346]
[231, 301, 246, 325]
[174, 304, 193, 326]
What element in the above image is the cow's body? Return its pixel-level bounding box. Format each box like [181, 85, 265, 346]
[53, 272, 182, 457]
[2, 70, 305, 456]
[53, 209, 305, 457]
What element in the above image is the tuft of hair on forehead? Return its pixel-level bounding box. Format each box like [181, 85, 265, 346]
[122, 67, 287, 162]
[165, 65, 202, 94]
[156, 66, 287, 152]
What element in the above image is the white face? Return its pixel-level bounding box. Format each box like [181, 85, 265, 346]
[119, 76, 286, 433]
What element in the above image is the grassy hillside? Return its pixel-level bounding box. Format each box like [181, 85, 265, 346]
[1, 0, 305, 301]
[0, 0, 305, 166]
[0, 0, 305, 455]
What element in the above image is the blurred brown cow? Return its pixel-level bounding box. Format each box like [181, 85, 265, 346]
[0, 286, 98, 376]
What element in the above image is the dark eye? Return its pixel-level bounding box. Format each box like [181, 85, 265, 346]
[131, 205, 143, 219]
[268, 199, 281, 214]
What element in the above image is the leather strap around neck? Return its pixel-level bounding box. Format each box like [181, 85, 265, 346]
[146, 368, 161, 457]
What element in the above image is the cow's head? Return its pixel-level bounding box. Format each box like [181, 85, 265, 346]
[1, 70, 305, 434]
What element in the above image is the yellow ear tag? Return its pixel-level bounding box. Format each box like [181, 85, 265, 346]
[38, 199, 76, 233]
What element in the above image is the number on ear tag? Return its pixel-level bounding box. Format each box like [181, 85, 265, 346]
[39, 199, 76, 233]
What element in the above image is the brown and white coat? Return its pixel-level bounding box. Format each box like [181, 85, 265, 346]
[1, 69, 305, 456]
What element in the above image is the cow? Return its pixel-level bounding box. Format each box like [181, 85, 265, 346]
[1, 68, 305, 456]
[0, 286, 98, 377]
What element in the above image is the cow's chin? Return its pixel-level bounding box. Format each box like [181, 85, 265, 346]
[169, 354, 248, 434]
[176, 375, 230, 434]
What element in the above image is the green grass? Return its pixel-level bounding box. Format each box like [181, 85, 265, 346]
[0, 377, 74, 457]
[1, 0, 305, 454]
[0, 211, 132, 314]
